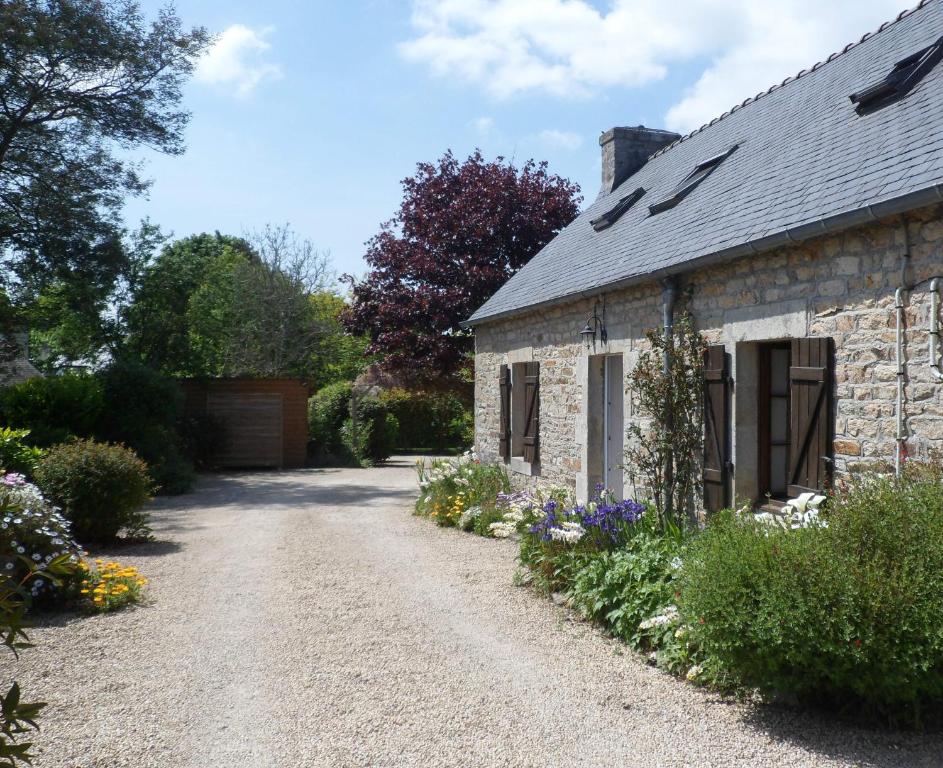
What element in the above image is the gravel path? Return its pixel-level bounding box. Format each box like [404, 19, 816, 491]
[8, 460, 943, 767]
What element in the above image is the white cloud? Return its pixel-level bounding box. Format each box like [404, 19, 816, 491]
[533, 128, 583, 150]
[196, 24, 282, 98]
[472, 115, 497, 139]
[400, 1, 905, 132]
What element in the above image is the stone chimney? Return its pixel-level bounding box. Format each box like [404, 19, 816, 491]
[599, 126, 681, 197]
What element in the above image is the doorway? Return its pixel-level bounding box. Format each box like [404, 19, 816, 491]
[603, 354, 624, 499]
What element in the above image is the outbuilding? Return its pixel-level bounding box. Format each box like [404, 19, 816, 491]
[179, 378, 309, 469]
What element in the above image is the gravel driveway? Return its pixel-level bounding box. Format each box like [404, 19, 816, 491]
[11, 460, 943, 767]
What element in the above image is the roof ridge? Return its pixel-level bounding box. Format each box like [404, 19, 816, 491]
[649, 0, 935, 160]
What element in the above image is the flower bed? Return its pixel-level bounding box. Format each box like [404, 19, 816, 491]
[79, 559, 148, 613]
[1, 472, 148, 615]
[413, 457, 943, 725]
[415, 452, 510, 528]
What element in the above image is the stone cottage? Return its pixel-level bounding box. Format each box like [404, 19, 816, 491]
[466, 0, 943, 511]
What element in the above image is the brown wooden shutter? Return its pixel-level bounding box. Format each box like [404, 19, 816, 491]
[788, 337, 834, 496]
[522, 361, 540, 464]
[702, 345, 730, 512]
[498, 364, 511, 462]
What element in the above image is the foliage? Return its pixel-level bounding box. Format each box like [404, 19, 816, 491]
[516, 488, 646, 593]
[1, 473, 85, 603]
[567, 527, 690, 664]
[125, 227, 334, 379]
[624, 312, 706, 530]
[26, 222, 167, 370]
[0, 373, 104, 447]
[378, 388, 471, 451]
[96, 359, 194, 493]
[415, 453, 510, 527]
[78, 559, 147, 613]
[0, 0, 209, 335]
[681, 463, 943, 725]
[36, 440, 152, 543]
[0, 554, 76, 767]
[186, 225, 332, 377]
[307, 292, 371, 388]
[122, 233, 253, 374]
[0, 431, 42, 479]
[342, 396, 399, 466]
[343, 150, 581, 384]
[308, 382, 354, 460]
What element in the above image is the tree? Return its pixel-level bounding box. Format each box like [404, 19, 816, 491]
[343, 150, 581, 383]
[26, 220, 166, 369]
[0, 0, 210, 327]
[123, 232, 253, 374]
[307, 292, 371, 388]
[187, 225, 332, 377]
[125, 226, 335, 379]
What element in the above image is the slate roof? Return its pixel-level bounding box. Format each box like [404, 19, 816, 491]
[468, 0, 943, 326]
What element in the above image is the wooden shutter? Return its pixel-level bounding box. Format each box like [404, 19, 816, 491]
[522, 361, 540, 464]
[498, 364, 511, 462]
[788, 337, 834, 496]
[702, 345, 730, 512]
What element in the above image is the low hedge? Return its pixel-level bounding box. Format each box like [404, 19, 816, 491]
[681, 463, 943, 726]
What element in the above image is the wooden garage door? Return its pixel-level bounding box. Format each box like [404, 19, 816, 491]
[206, 393, 283, 467]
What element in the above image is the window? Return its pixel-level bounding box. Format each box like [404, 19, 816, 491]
[498, 362, 539, 466]
[590, 187, 645, 231]
[756, 338, 833, 510]
[758, 343, 792, 503]
[850, 36, 943, 115]
[648, 145, 738, 215]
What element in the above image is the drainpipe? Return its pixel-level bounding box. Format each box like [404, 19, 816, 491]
[894, 287, 906, 477]
[661, 277, 678, 521]
[930, 279, 943, 382]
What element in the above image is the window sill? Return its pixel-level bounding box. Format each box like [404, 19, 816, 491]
[509, 456, 538, 476]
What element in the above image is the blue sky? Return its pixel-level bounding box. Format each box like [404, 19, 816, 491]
[125, 0, 906, 282]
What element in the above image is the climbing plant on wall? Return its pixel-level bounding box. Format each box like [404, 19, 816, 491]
[624, 312, 706, 530]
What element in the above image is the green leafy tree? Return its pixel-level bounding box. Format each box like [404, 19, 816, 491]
[0, 1, 210, 332]
[26, 221, 166, 369]
[126, 226, 336, 378]
[123, 233, 253, 374]
[307, 292, 371, 388]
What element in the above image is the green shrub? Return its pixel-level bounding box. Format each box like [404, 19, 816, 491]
[681, 464, 943, 725]
[569, 526, 683, 648]
[36, 440, 153, 543]
[0, 428, 43, 477]
[96, 360, 194, 494]
[0, 373, 104, 446]
[342, 396, 399, 466]
[308, 381, 353, 458]
[378, 388, 470, 450]
[0, 473, 84, 604]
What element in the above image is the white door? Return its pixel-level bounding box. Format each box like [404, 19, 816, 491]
[604, 355, 624, 499]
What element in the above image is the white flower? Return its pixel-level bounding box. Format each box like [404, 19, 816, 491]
[488, 521, 515, 538]
[639, 605, 680, 630]
[548, 524, 584, 543]
[686, 664, 703, 681]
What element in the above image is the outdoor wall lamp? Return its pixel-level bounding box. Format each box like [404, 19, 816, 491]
[580, 298, 608, 350]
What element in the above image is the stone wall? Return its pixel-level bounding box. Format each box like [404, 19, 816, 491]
[474, 202, 943, 501]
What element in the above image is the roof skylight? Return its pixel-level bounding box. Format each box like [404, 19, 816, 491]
[648, 145, 739, 215]
[590, 187, 646, 231]
[850, 35, 943, 114]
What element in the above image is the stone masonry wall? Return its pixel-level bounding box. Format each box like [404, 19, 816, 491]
[474, 202, 943, 500]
